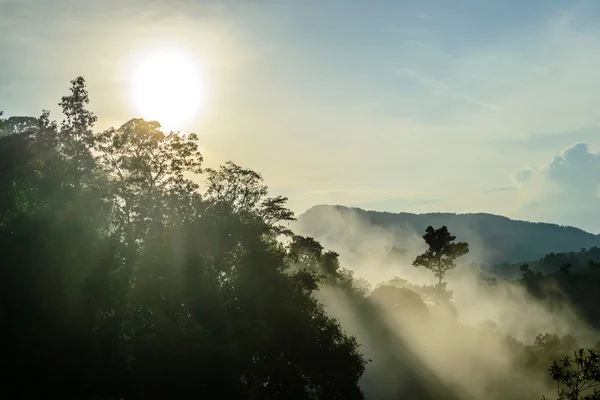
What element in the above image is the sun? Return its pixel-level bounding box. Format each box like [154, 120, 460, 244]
[131, 49, 206, 131]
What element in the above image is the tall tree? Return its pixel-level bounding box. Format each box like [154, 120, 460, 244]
[0, 77, 367, 400]
[94, 118, 203, 243]
[412, 226, 469, 285]
[58, 76, 98, 188]
[204, 161, 294, 235]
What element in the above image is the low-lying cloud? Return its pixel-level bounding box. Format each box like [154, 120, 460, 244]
[299, 205, 598, 399]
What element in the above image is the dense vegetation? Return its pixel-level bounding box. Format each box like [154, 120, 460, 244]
[496, 246, 600, 276]
[1, 78, 599, 399]
[0, 78, 366, 399]
[514, 262, 600, 331]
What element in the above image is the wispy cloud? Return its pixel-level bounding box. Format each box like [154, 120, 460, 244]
[392, 67, 502, 113]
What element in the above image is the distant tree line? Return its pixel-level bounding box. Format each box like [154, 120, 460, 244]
[494, 247, 600, 277]
[501, 251, 600, 331]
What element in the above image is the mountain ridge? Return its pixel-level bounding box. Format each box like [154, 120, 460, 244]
[302, 204, 597, 235]
[295, 205, 600, 268]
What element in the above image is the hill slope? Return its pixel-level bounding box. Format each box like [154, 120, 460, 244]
[295, 205, 600, 269]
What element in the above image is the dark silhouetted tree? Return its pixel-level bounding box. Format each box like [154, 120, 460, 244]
[0, 77, 367, 400]
[542, 349, 600, 400]
[204, 161, 294, 235]
[560, 263, 573, 274]
[412, 226, 469, 285]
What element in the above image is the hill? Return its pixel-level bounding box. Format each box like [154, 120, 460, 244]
[497, 246, 600, 277]
[295, 205, 600, 272]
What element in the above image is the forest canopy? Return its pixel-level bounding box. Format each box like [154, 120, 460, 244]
[0, 77, 366, 399]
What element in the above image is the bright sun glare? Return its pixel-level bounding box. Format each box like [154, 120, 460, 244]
[131, 49, 205, 131]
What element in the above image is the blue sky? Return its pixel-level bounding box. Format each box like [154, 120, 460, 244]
[2, 0, 600, 232]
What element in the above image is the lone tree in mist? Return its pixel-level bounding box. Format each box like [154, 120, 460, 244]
[412, 226, 469, 285]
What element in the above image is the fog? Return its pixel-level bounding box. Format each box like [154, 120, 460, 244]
[295, 206, 599, 400]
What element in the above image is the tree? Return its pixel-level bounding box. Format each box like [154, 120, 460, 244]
[0, 76, 368, 399]
[94, 118, 203, 244]
[0, 115, 39, 136]
[204, 161, 294, 235]
[58, 77, 98, 188]
[412, 226, 469, 285]
[542, 349, 600, 400]
[560, 263, 573, 274]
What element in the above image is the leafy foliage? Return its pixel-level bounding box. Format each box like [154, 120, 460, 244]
[0, 77, 366, 399]
[542, 349, 600, 400]
[413, 226, 469, 285]
[205, 161, 294, 235]
[514, 263, 600, 330]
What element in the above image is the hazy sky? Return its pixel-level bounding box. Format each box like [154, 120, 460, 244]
[2, 0, 600, 232]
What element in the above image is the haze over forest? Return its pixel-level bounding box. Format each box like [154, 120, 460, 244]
[2, 1, 600, 399]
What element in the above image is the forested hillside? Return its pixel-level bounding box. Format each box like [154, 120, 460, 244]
[296, 205, 600, 268]
[496, 246, 600, 275]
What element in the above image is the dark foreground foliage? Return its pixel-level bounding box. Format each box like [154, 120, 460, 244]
[0, 78, 366, 399]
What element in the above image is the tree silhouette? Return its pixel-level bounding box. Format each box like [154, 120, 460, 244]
[542, 349, 600, 400]
[412, 226, 469, 285]
[0, 76, 367, 399]
[204, 160, 294, 235]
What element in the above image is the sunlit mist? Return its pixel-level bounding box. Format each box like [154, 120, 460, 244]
[131, 49, 206, 131]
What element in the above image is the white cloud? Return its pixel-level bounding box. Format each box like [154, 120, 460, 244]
[513, 143, 600, 233]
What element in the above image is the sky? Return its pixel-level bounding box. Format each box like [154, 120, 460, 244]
[2, 0, 600, 232]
